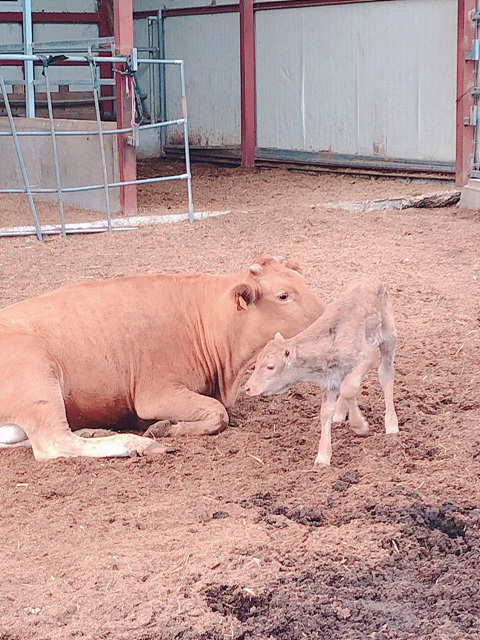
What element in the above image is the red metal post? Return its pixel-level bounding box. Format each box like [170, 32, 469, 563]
[114, 0, 137, 215]
[456, 0, 477, 186]
[240, 0, 256, 167]
[97, 0, 115, 118]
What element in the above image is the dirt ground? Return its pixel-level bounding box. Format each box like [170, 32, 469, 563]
[0, 161, 479, 640]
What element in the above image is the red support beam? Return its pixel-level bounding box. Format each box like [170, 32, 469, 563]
[240, 0, 256, 167]
[133, 0, 397, 19]
[114, 0, 137, 215]
[456, 0, 477, 187]
[97, 0, 115, 117]
[0, 12, 99, 23]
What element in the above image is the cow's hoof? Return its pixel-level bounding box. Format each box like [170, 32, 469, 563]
[143, 420, 171, 439]
[143, 441, 169, 456]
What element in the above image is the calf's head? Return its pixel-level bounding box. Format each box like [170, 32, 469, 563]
[245, 332, 301, 396]
[231, 254, 323, 345]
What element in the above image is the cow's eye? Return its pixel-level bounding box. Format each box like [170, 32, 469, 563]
[277, 292, 289, 301]
[266, 365, 275, 371]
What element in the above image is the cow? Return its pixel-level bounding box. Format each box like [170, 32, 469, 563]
[244, 278, 399, 468]
[0, 254, 325, 461]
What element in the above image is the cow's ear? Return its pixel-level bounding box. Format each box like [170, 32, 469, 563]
[232, 283, 255, 311]
[285, 259, 303, 274]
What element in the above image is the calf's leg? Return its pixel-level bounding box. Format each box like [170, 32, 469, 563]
[135, 386, 229, 437]
[335, 348, 375, 434]
[378, 351, 398, 434]
[314, 391, 337, 468]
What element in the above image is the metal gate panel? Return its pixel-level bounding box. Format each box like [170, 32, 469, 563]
[255, 0, 457, 165]
[164, 13, 241, 147]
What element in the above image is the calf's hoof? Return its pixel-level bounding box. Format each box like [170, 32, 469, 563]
[313, 455, 331, 470]
[349, 421, 370, 436]
[385, 414, 399, 434]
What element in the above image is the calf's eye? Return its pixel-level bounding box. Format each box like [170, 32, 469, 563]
[266, 365, 275, 370]
[277, 292, 289, 301]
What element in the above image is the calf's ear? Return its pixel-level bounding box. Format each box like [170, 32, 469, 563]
[274, 332, 285, 342]
[232, 283, 256, 311]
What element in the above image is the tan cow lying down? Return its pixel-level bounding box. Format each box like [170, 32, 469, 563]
[245, 278, 399, 468]
[0, 254, 324, 461]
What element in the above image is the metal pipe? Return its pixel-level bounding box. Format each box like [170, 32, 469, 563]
[158, 9, 167, 152]
[0, 227, 136, 238]
[0, 75, 42, 241]
[0, 173, 189, 195]
[0, 118, 186, 138]
[180, 62, 195, 223]
[89, 60, 112, 232]
[23, 0, 35, 118]
[43, 65, 66, 238]
[0, 54, 184, 64]
[148, 19, 155, 122]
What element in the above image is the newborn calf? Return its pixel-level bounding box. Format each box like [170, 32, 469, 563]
[245, 278, 399, 468]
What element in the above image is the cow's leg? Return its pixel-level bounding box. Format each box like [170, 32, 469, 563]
[0, 367, 167, 462]
[135, 387, 228, 437]
[313, 391, 337, 469]
[337, 349, 375, 435]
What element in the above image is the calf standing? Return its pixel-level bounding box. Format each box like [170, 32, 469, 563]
[245, 278, 399, 468]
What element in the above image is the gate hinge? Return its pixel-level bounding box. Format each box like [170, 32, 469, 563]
[473, 11, 480, 21]
[464, 105, 478, 126]
[465, 39, 480, 61]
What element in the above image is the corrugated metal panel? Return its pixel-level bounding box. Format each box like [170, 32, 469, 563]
[0, 23, 23, 85]
[33, 23, 99, 91]
[255, 0, 457, 163]
[164, 13, 241, 147]
[31, 0, 97, 10]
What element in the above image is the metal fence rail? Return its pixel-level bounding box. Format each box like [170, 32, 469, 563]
[0, 50, 195, 240]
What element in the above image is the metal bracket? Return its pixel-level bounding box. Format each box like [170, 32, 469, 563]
[472, 87, 480, 96]
[464, 105, 478, 126]
[473, 11, 480, 21]
[465, 39, 480, 61]
[129, 47, 138, 73]
[127, 124, 139, 148]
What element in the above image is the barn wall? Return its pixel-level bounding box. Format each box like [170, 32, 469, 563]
[255, 0, 457, 165]
[133, 0, 457, 170]
[163, 13, 241, 147]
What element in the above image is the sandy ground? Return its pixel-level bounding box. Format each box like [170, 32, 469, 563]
[0, 162, 479, 640]
[0, 159, 453, 228]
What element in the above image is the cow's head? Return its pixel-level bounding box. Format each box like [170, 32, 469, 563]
[231, 254, 324, 343]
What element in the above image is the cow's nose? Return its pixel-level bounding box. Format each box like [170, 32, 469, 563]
[244, 386, 251, 396]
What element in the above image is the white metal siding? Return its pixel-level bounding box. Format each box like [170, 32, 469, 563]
[255, 0, 457, 163]
[164, 13, 241, 147]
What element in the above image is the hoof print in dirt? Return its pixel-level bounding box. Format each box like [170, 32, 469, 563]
[333, 470, 362, 492]
[242, 492, 323, 529]
[204, 584, 271, 622]
[211, 511, 230, 520]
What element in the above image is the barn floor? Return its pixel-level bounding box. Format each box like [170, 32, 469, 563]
[0, 162, 479, 640]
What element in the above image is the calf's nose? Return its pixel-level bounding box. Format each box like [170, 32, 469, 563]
[244, 386, 251, 396]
